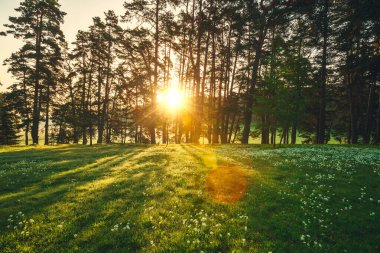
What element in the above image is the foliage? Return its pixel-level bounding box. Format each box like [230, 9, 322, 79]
[0, 92, 20, 145]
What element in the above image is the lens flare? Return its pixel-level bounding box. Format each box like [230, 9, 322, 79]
[206, 164, 247, 204]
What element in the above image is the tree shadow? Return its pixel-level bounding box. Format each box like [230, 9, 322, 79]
[29, 146, 168, 252]
[0, 145, 145, 193]
[0, 146, 148, 224]
[0, 145, 177, 252]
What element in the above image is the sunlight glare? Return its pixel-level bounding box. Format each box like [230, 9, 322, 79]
[157, 85, 185, 112]
[167, 86, 182, 108]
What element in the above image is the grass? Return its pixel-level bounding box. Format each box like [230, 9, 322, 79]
[0, 144, 379, 253]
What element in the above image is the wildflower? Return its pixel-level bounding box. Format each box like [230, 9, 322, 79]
[57, 224, 63, 228]
[74, 234, 78, 238]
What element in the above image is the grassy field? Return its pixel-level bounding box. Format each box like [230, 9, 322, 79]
[0, 145, 379, 253]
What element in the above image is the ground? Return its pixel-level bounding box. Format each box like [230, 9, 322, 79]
[0, 144, 379, 253]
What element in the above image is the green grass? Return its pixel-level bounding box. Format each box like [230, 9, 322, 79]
[0, 144, 379, 252]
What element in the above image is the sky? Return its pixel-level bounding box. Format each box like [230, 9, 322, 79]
[0, 0, 126, 91]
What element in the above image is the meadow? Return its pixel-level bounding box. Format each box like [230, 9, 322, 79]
[0, 145, 379, 252]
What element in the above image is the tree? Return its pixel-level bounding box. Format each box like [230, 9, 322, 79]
[4, 0, 65, 144]
[3, 0, 378, 146]
[4, 49, 33, 145]
[0, 92, 20, 145]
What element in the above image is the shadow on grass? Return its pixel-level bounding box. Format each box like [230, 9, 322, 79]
[0, 146, 140, 192]
[51, 146, 168, 252]
[0, 146, 146, 218]
[0, 145, 172, 252]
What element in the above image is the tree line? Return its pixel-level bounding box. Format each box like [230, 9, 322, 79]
[0, 0, 379, 145]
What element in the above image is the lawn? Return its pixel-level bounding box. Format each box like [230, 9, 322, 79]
[0, 145, 379, 253]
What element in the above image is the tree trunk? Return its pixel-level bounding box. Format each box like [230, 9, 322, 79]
[82, 68, 87, 145]
[317, 0, 329, 144]
[97, 63, 104, 143]
[291, 124, 297, 144]
[150, 0, 160, 144]
[211, 30, 219, 144]
[292, 35, 303, 145]
[88, 67, 93, 146]
[348, 70, 359, 144]
[22, 72, 29, 146]
[271, 127, 276, 146]
[364, 79, 377, 143]
[193, 0, 203, 144]
[44, 82, 50, 145]
[375, 93, 380, 144]
[242, 26, 266, 144]
[67, 74, 79, 144]
[100, 42, 112, 144]
[261, 114, 270, 144]
[32, 14, 43, 145]
[25, 122, 29, 146]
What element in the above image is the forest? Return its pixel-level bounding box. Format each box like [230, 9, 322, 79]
[0, 0, 379, 146]
[1, 1, 380, 252]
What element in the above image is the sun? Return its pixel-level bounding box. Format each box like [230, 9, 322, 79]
[166, 86, 183, 108]
[157, 85, 185, 112]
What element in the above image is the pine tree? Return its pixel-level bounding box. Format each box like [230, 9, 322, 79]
[4, 0, 66, 144]
[0, 93, 20, 145]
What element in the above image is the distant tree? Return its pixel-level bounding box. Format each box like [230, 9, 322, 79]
[0, 92, 20, 145]
[51, 103, 71, 144]
[4, 49, 32, 145]
[241, 0, 288, 144]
